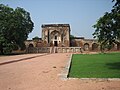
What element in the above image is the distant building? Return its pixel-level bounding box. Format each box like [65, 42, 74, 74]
[41, 24, 70, 47]
[25, 24, 120, 52]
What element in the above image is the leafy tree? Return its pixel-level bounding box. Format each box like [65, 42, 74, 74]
[70, 35, 77, 47]
[32, 36, 40, 41]
[70, 35, 76, 40]
[0, 4, 34, 54]
[93, 0, 120, 52]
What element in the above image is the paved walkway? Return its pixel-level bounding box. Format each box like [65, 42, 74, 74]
[0, 53, 120, 90]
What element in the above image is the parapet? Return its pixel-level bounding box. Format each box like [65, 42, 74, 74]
[41, 24, 70, 28]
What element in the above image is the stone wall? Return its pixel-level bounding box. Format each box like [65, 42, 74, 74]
[25, 39, 120, 53]
[55, 47, 82, 53]
[26, 47, 51, 53]
[26, 47, 82, 53]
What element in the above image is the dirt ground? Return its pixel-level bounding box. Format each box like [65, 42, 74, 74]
[0, 53, 120, 90]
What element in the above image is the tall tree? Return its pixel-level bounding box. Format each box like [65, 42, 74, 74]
[93, 0, 120, 52]
[0, 4, 34, 54]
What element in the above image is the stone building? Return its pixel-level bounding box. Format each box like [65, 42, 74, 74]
[41, 24, 70, 47]
[25, 24, 120, 53]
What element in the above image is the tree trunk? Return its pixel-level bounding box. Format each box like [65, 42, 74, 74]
[0, 48, 4, 55]
[0, 45, 4, 55]
[100, 44, 105, 53]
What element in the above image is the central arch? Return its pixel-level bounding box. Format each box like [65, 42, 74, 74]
[50, 30, 61, 47]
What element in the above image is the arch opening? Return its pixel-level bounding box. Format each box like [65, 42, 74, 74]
[28, 44, 34, 48]
[84, 43, 89, 51]
[92, 43, 98, 51]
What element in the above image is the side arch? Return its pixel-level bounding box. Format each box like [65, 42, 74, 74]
[28, 43, 34, 48]
[92, 43, 98, 51]
[84, 43, 89, 51]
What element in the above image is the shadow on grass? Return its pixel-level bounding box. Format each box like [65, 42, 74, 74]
[106, 62, 120, 70]
[0, 54, 48, 66]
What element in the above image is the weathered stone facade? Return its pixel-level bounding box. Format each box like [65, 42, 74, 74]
[71, 37, 99, 51]
[26, 47, 82, 53]
[25, 24, 120, 53]
[41, 24, 70, 47]
[71, 37, 120, 51]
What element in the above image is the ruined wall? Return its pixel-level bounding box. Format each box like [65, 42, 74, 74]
[26, 47, 82, 53]
[24, 40, 36, 48]
[72, 38, 120, 51]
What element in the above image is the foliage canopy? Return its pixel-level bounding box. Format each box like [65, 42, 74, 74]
[0, 4, 34, 54]
[93, 0, 120, 51]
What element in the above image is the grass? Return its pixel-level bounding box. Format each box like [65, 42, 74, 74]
[68, 52, 120, 78]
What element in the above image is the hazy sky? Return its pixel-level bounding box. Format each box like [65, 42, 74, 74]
[0, 0, 114, 39]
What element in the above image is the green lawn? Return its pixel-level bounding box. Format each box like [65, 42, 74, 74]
[68, 52, 120, 78]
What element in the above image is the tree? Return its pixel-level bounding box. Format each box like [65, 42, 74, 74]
[0, 4, 34, 54]
[93, 0, 120, 52]
[70, 35, 77, 47]
[32, 36, 40, 41]
[70, 35, 76, 40]
[111, 0, 120, 41]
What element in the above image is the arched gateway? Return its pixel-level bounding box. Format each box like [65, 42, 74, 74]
[41, 24, 70, 47]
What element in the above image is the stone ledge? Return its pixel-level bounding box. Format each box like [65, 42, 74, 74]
[68, 78, 120, 81]
[59, 54, 73, 80]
